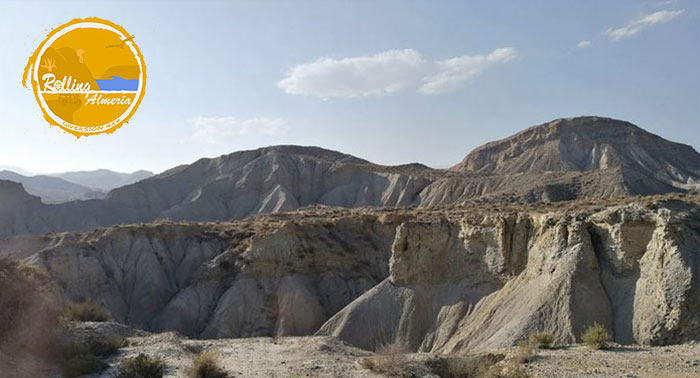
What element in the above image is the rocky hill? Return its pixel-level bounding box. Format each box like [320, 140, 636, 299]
[319, 196, 700, 352]
[0, 117, 697, 238]
[453, 117, 697, 180]
[1, 116, 698, 377]
[0, 170, 105, 203]
[427, 116, 699, 204]
[5, 194, 697, 353]
[0, 145, 435, 237]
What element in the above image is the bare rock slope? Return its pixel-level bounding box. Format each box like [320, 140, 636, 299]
[318, 196, 700, 352]
[421, 116, 700, 205]
[19, 210, 399, 339]
[0, 117, 698, 238]
[0, 146, 435, 237]
[8, 195, 699, 353]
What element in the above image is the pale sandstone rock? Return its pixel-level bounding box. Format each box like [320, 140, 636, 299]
[319, 199, 700, 352]
[6, 196, 700, 354]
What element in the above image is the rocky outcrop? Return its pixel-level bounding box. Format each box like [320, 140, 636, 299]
[0, 181, 51, 236]
[23, 212, 399, 339]
[7, 195, 697, 353]
[318, 197, 700, 352]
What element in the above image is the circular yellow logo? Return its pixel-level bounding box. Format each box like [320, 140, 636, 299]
[23, 17, 146, 137]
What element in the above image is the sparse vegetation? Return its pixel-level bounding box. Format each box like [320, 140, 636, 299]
[62, 301, 111, 322]
[581, 323, 610, 350]
[0, 257, 58, 360]
[62, 352, 109, 377]
[61, 337, 125, 377]
[115, 353, 166, 378]
[429, 353, 503, 378]
[484, 363, 530, 378]
[512, 341, 536, 364]
[428, 352, 532, 378]
[184, 350, 230, 378]
[358, 342, 417, 377]
[528, 331, 554, 349]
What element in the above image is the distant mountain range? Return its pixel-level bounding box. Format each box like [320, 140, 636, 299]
[50, 169, 154, 191]
[0, 116, 697, 237]
[0, 170, 104, 204]
[0, 169, 153, 204]
[0, 165, 33, 176]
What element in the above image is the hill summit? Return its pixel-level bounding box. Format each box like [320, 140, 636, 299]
[451, 116, 699, 191]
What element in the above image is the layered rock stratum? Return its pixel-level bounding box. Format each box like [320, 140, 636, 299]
[319, 196, 700, 352]
[3, 194, 697, 354]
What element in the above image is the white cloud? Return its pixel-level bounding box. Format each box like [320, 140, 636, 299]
[278, 47, 517, 98]
[419, 48, 517, 95]
[654, 1, 677, 7]
[577, 40, 592, 48]
[603, 9, 684, 41]
[192, 117, 286, 144]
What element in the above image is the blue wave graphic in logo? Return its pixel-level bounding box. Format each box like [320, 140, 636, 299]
[94, 76, 139, 91]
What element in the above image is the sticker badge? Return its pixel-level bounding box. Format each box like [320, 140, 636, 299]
[23, 17, 146, 137]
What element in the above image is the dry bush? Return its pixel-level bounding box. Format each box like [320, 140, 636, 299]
[581, 323, 610, 350]
[0, 257, 58, 361]
[62, 301, 110, 322]
[428, 352, 531, 378]
[483, 362, 530, 378]
[528, 332, 554, 349]
[115, 353, 165, 378]
[429, 353, 504, 378]
[184, 350, 230, 378]
[359, 342, 413, 377]
[511, 341, 536, 364]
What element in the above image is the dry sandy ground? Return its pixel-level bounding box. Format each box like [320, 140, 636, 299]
[98, 333, 384, 378]
[526, 343, 700, 378]
[43, 322, 693, 378]
[94, 329, 700, 378]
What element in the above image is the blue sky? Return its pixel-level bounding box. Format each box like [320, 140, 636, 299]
[0, 0, 698, 173]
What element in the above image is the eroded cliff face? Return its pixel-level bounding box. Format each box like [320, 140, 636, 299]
[22, 213, 398, 339]
[318, 198, 700, 352]
[11, 196, 700, 353]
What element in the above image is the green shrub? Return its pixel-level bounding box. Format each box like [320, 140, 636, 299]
[62, 301, 110, 322]
[581, 323, 610, 350]
[184, 351, 230, 378]
[62, 353, 109, 377]
[63, 337, 125, 358]
[60, 337, 125, 377]
[528, 332, 554, 349]
[115, 354, 165, 378]
[88, 337, 127, 356]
